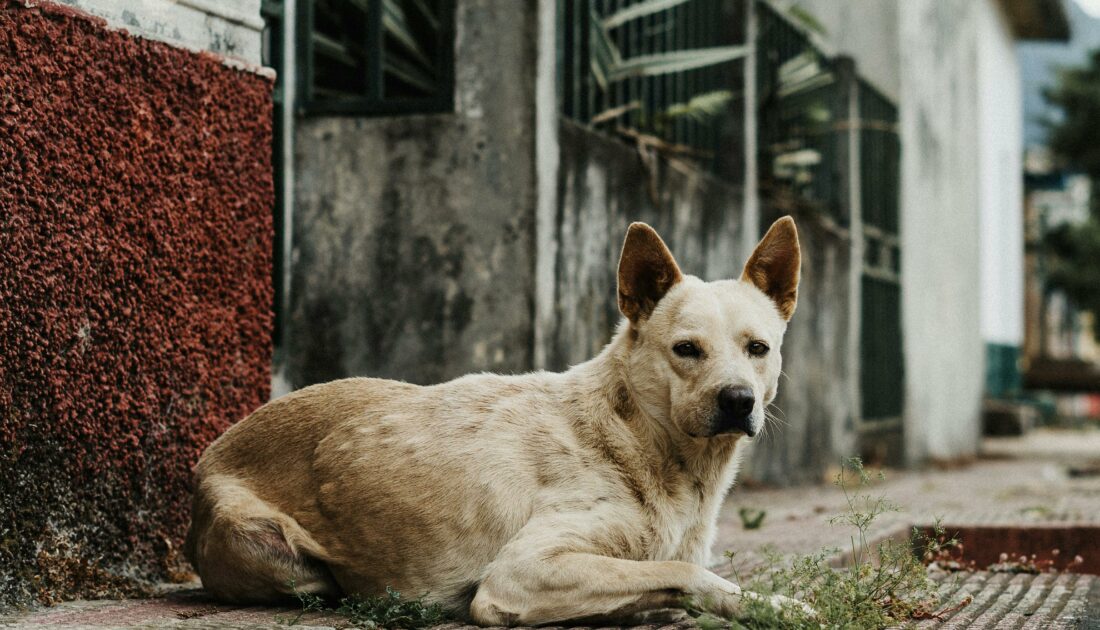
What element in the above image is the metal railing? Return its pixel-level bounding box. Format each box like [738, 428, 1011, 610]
[755, 1, 903, 426]
[756, 0, 844, 219]
[558, 0, 744, 169]
[296, 0, 455, 116]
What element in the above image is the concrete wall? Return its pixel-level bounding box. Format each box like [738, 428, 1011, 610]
[746, 217, 856, 484]
[543, 121, 748, 369]
[281, 0, 538, 388]
[51, 0, 264, 65]
[898, 0, 985, 462]
[978, 2, 1026, 351]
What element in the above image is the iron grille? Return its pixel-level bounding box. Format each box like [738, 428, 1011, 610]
[860, 276, 904, 420]
[297, 0, 455, 115]
[755, 0, 844, 221]
[859, 79, 899, 235]
[558, 0, 743, 169]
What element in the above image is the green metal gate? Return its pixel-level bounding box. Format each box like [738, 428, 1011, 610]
[856, 79, 903, 460]
[756, 2, 904, 459]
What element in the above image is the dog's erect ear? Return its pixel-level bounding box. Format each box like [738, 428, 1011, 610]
[741, 216, 801, 321]
[618, 222, 683, 323]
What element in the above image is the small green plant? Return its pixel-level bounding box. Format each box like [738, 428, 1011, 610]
[701, 458, 971, 629]
[738, 507, 767, 530]
[280, 586, 449, 629]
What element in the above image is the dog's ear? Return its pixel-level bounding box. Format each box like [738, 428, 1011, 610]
[741, 216, 801, 321]
[618, 222, 683, 323]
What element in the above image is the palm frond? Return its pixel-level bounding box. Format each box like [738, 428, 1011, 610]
[661, 90, 733, 122]
[608, 46, 750, 82]
[601, 0, 692, 30]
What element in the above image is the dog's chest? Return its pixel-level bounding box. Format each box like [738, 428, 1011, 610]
[644, 477, 714, 563]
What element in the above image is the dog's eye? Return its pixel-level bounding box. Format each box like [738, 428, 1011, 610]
[747, 341, 770, 357]
[673, 341, 702, 358]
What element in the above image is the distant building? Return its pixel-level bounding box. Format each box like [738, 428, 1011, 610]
[787, 0, 1068, 458]
[1017, 0, 1100, 414]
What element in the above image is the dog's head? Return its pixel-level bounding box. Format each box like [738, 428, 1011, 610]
[617, 217, 800, 439]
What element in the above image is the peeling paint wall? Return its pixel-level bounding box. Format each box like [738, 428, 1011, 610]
[0, 0, 273, 609]
[283, 0, 537, 387]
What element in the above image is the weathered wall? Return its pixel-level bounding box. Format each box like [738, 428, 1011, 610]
[899, 0, 985, 461]
[282, 0, 538, 388]
[744, 215, 855, 484]
[50, 0, 264, 65]
[543, 121, 748, 368]
[0, 1, 273, 608]
[977, 1, 1025, 351]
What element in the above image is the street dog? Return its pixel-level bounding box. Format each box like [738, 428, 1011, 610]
[185, 217, 803, 625]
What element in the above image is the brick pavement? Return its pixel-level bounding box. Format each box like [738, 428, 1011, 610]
[3, 429, 1099, 628]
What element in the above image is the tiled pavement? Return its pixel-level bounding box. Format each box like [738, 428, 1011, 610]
[3, 429, 1099, 628]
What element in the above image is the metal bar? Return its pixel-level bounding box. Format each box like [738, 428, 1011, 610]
[580, 0, 593, 120]
[366, 0, 383, 99]
[561, 0, 575, 118]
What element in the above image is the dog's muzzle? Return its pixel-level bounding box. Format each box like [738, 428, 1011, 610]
[711, 385, 756, 437]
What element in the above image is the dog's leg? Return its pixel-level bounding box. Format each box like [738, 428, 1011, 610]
[470, 551, 747, 626]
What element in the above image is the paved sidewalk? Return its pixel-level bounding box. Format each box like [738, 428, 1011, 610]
[3, 429, 1099, 628]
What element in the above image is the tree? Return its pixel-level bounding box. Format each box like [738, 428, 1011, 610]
[1042, 50, 1100, 334]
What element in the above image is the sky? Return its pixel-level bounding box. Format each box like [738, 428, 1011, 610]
[1018, 0, 1100, 147]
[1075, 0, 1100, 18]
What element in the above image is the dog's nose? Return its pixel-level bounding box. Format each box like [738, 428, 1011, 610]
[716, 386, 756, 436]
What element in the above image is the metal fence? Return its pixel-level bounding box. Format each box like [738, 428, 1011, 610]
[755, 1, 903, 428]
[755, 0, 845, 220]
[558, 0, 742, 168]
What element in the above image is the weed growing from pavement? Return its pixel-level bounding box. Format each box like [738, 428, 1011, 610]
[694, 457, 971, 629]
[281, 586, 449, 629]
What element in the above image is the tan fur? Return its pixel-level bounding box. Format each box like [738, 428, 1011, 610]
[186, 218, 803, 625]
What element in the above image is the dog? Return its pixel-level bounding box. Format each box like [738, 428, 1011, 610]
[185, 217, 802, 626]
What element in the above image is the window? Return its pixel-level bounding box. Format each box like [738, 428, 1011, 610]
[558, 0, 747, 170]
[297, 0, 455, 115]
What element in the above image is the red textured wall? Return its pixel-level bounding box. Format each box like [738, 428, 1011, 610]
[0, 1, 273, 607]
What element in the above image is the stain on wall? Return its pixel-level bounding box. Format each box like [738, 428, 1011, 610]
[0, 1, 273, 608]
[284, 0, 537, 388]
[547, 120, 746, 369]
[742, 215, 855, 485]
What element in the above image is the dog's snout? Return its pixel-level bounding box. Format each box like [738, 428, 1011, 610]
[715, 386, 756, 436]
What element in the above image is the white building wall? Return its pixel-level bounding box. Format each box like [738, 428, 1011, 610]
[898, 0, 986, 462]
[787, 0, 901, 101]
[977, 3, 1026, 349]
[51, 0, 265, 66]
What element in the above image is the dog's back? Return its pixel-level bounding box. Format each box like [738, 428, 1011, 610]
[185, 377, 416, 602]
[185, 373, 587, 608]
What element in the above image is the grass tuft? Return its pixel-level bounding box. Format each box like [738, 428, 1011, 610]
[699, 457, 971, 629]
[282, 586, 449, 629]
